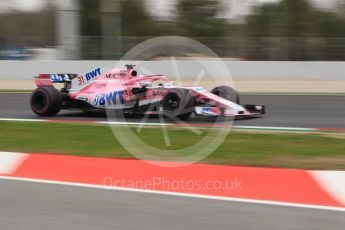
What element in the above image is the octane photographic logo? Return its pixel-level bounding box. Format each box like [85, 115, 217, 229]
[106, 36, 234, 167]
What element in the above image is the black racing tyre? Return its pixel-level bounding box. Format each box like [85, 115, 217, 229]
[162, 88, 195, 120]
[30, 87, 62, 116]
[211, 85, 240, 104]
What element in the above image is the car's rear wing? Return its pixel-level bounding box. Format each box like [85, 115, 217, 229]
[34, 73, 78, 87]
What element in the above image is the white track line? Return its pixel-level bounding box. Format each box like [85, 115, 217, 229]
[0, 118, 320, 131]
[0, 118, 47, 122]
[0, 176, 344, 212]
[0, 118, 171, 126]
[97, 121, 172, 126]
[0, 92, 31, 94]
[234, 125, 316, 131]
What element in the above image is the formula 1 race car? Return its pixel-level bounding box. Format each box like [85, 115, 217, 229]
[30, 64, 265, 120]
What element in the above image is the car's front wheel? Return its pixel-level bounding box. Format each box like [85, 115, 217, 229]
[162, 88, 195, 120]
[211, 85, 240, 104]
[30, 87, 62, 116]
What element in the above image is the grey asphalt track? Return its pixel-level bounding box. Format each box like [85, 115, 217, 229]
[0, 93, 344, 128]
[0, 179, 344, 230]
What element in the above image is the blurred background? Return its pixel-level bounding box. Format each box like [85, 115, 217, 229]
[1, 0, 345, 61]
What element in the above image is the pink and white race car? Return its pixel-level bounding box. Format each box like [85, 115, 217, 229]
[30, 64, 265, 120]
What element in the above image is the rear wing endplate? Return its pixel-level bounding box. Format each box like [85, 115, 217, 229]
[34, 74, 77, 87]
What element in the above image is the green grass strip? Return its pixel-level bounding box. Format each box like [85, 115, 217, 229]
[0, 121, 344, 170]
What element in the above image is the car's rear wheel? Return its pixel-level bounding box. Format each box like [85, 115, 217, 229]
[162, 88, 195, 120]
[211, 86, 240, 104]
[30, 87, 62, 116]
